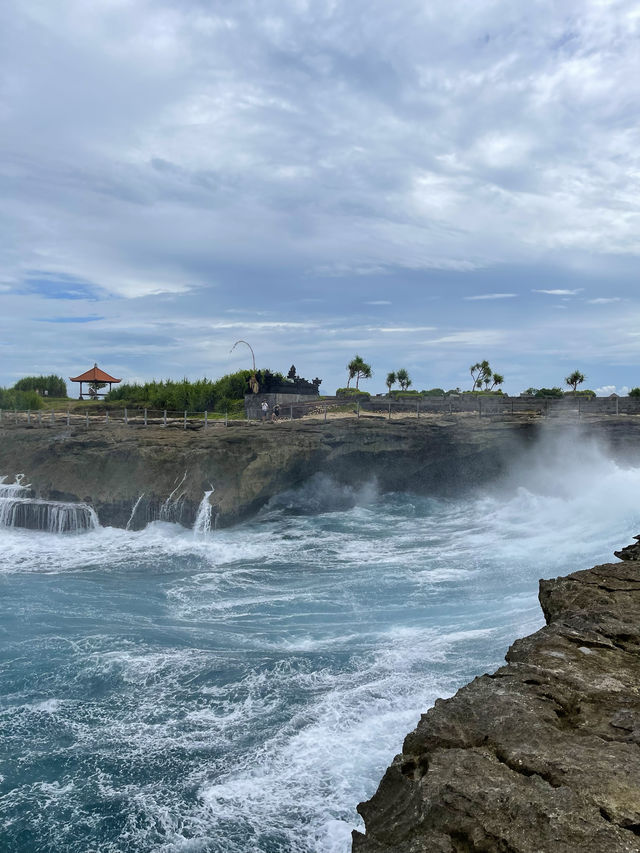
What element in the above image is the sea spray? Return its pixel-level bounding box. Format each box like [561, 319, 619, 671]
[2, 439, 640, 852]
[0, 496, 98, 533]
[160, 471, 188, 523]
[0, 474, 98, 533]
[193, 488, 215, 535]
[125, 492, 145, 531]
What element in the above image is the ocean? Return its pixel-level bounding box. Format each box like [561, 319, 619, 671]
[1, 432, 638, 853]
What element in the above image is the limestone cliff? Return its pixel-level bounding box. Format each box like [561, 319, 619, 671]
[352, 560, 640, 852]
[1, 415, 640, 529]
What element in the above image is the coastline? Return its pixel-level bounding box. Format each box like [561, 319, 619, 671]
[352, 558, 640, 851]
[2, 414, 640, 531]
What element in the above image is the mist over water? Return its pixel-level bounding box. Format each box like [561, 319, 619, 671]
[1, 431, 638, 853]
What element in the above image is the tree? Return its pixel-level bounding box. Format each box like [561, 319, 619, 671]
[470, 360, 492, 392]
[88, 381, 106, 398]
[565, 370, 585, 394]
[490, 373, 504, 391]
[386, 371, 396, 394]
[347, 355, 372, 390]
[287, 365, 297, 380]
[396, 368, 411, 391]
[629, 388, 640, 398]
[13, 374, 67, 397]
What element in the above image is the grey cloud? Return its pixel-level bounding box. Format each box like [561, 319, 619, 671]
[2, 0, 640, 393]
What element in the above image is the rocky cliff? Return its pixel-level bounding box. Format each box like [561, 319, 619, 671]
[1, 415, 640, 529]
[352, 559, 640, 852]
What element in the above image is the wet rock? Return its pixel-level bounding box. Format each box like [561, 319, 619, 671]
[353, 562, 640, 853]
[614, 535, 640, 561]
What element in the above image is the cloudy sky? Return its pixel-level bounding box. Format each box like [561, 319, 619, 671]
[1, 0, 639, 396]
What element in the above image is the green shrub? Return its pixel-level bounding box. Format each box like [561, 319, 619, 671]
[629, 388, 640, 398]
[0, 388, 44, 410]
[420, 388, 446, 397]
[534, 387, 564, 398]
[565, 389, 596, 398]
[389, 389, 420, 397]
[105, 370, 290, 412]
[335, 388, 370, 398]
[13, 374, 67, 397]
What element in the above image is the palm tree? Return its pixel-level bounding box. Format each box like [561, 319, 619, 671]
[565, 370, 585, 394]
[347, 355, 372, 389]
[490, 373, 504, 391]
[385, 371, 396, 394]
[470, 360, 492, 392]
[396, 368, 411, 391]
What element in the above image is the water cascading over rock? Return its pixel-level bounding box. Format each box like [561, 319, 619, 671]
[0, 476, 98, 533]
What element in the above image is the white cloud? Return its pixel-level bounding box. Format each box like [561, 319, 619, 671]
[533, 289, 584, 296]
[373, 326, 437, 333]
[3, 0, 640, 393]
[588, 297, 621, 304]
[464, 293, 517, 301]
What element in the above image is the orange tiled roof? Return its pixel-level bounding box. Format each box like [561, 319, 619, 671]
[69, 364, 121, 383]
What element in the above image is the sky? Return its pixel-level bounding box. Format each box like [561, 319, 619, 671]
[1, 0, 639, 396]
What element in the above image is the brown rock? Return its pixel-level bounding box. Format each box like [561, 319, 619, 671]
[353, 562, 640, 852]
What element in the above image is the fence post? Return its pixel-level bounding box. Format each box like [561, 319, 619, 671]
[511, 399, 514, 415]
[416, 401, 420, 419]
[616, 397, 619, 416]
[578, 397, 582, 418]
[85, 411, 89, 428]
[50, 410, 54, 425]
[225, 408, 228, 427]
[66, 410, 70, 427]
[163, 410, 167, 427]
[144, 408, 148, 427]
[106, 409, 109, 424]
[204, 410, 208, 429]
[184, 410, 187, 430]
[38, 410, 42, 426]
[324, 403, 327, 422]
[478, 398, 482, 418]
[388, 402, 391, 420]
[27, 409, 31, 425]
[290, 404, 293, 420]
[357, 400, 360, 418]
[124, 407, 128, 425]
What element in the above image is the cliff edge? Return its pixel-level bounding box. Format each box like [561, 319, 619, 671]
[3, 415, 640, 530]
[353, 561, 640, 852]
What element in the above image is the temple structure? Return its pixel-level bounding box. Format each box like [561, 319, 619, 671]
[69, 364, 121, 399]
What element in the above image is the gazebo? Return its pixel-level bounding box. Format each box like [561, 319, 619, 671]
[69, 363, 121, 399]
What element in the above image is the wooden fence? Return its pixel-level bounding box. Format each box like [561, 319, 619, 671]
[1, 396, 639, 430]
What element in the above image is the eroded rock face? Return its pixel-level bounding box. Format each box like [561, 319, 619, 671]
[2, 415, 640, 532]
[614, 535, 640, 561]
[0, 417, 534, 529]
[353, 562, 640, 852]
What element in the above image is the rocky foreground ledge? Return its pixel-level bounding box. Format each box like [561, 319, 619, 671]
[353, 561, 640, 853]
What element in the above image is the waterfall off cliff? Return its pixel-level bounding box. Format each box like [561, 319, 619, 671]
[0, 476, 98, 533]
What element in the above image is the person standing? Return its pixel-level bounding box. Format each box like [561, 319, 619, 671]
[261, 400, 269, 421]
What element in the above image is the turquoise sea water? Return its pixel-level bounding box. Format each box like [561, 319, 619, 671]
[1, 436, 639, 853]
